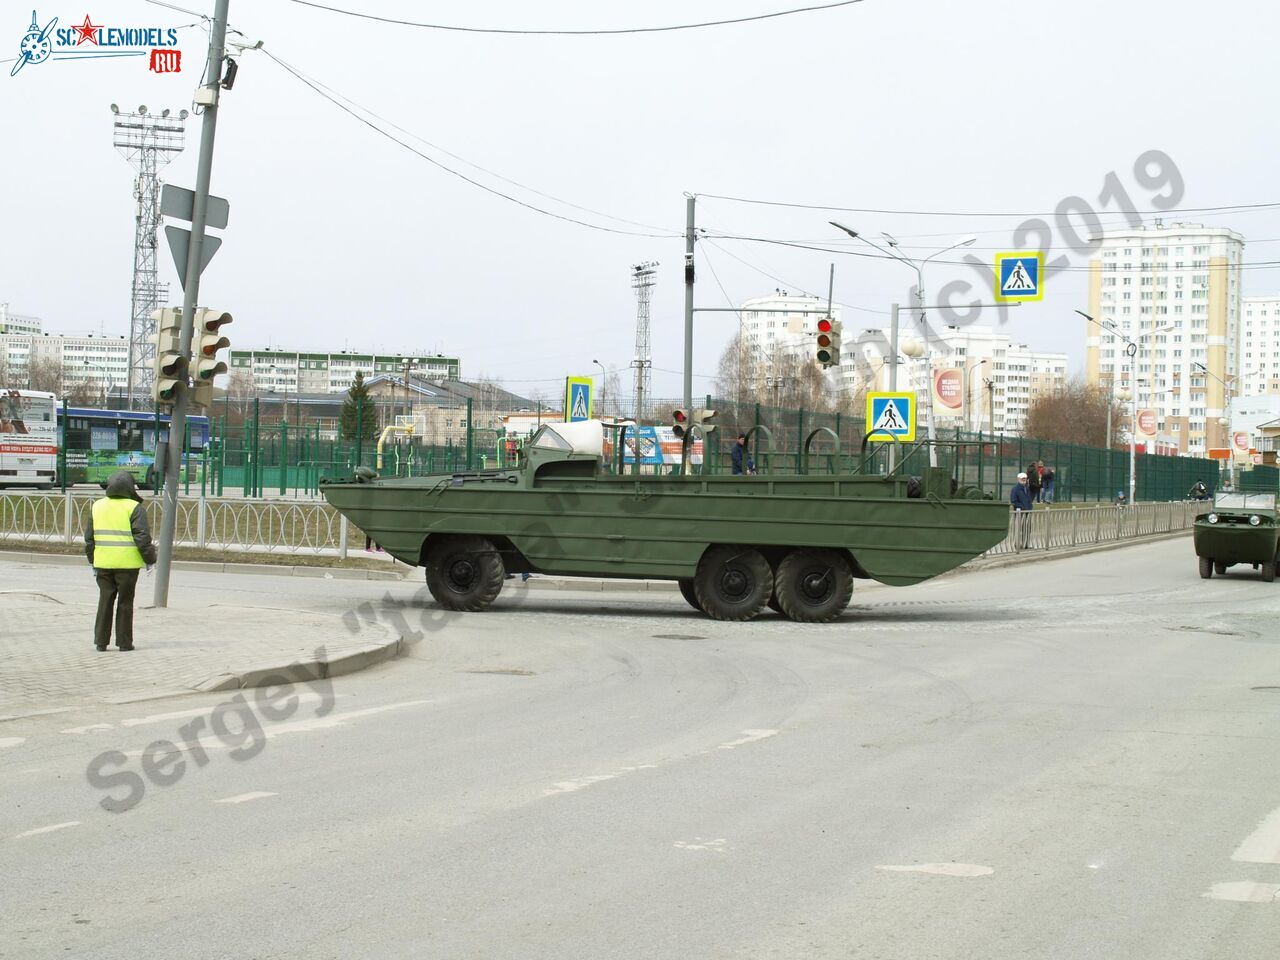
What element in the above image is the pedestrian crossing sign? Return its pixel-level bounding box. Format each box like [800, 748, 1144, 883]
[865, 392, 916, 442]
[995, 251, 1044, 302]
[564, 376, 593, 423]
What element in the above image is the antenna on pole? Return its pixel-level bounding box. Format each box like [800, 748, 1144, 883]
[112, 103, 187, 409]
[631, 261, 657, 422]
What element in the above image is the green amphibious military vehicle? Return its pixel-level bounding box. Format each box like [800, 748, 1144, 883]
[321, 420, 1011, 622]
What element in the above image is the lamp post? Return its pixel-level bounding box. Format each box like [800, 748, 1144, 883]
[1195, 361, 1239, 488]
[268, 364, 292, 426]
[966, 358, 989, 434]
[82, 360, 113, 408]
[829, 222, 976, 465]
[593, 359, 606, 419]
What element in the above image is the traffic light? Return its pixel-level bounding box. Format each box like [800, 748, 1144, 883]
[672, 408, 690, 439]
[150, 307, 186, 405]
[692, 408, 717, 432]
[816, 317, 842, 366]
[190, 308, 233, 408]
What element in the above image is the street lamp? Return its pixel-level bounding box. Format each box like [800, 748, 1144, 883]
[268, 364, 293, 426]
[829, 222, 976, 465]
[1195, 361, 1240, 488]
[593, 359, 606, 419]
[82, 360, 113, 408]
[967, 358, 990, 434]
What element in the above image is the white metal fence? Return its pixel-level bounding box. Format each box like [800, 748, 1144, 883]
[0, 493, 354, 558]
[984, 501, 1201, 557]
[1, 493, 1198, 563]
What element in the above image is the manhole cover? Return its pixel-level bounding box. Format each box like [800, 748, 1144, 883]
[651, 634, 706, 641]
[465, 669, 535, 676]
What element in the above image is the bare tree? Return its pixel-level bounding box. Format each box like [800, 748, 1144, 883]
[224, 369, 257, 425]
[1024, 377, 1122, 447]
[604, 370, 622, 419]
[22, 357, 96, 404]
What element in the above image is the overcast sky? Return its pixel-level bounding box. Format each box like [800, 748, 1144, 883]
[3, 0, 1278, 401]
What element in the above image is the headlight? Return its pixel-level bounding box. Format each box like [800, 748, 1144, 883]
[1207, 514, 1218, 524]
[1250, 514, 1261, 526]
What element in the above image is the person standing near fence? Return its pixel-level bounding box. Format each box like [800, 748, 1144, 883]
[731, 434, 756, 475]
[1010, 471, 1034, 549]
[1026, 463, 1042, 504]
[1042, 464, 1056, 504]
[84, 471, 157, 651]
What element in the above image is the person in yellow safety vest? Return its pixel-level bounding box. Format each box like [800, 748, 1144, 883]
[84, 471, 158, 651]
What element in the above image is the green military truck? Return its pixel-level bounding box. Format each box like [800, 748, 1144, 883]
[1194, 492, 1280, 581]
[321, 420, 1010, 622]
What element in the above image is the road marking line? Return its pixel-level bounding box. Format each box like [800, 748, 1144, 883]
[61, 724, 114, 735]
[1232, 806, 1280, 864]
[12, 821, 81, 840]
[118, 692, 336, 728]
[215, 792, 278, 804]
[876, 863, 994, 877]
[716, 729, 778, 750]
[674, 838, 727, 851]
[0, 737, 26, 749]
[1203, 881, 1280, 903]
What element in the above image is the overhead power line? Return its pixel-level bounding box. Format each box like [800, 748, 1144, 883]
[698, 191, 1280, 219]
[264, 51, 679, 239]
[285, 0, 865, 35]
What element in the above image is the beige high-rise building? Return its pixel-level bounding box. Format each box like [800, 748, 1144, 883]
[1085, 223, 1244, 455]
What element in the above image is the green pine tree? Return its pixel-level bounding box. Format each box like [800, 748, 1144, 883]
[340, 371, 380, 442]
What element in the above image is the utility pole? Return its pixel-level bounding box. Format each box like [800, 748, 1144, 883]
[682, 196, 695, 417]
[153, 0, 230, 607]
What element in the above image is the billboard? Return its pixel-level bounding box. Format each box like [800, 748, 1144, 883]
[932, 368, 964, 413]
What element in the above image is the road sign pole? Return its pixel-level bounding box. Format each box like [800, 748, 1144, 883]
[888, 304, 899, 471]
[153, 0, 230, 607]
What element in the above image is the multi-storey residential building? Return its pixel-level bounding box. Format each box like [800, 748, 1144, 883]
[1085, 223, 1244, 455]
[0, 304, 42, 336]
[840, 324, 1067, 434]
[739, 291, 841, 368]
[228, 349, 461, 395]
[0, 331, 130, 400]
[1241, 296, 1280, 397]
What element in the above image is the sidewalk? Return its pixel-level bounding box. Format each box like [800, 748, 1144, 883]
[0, 589, 401, 719]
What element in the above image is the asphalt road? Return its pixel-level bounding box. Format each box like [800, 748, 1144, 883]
[2, 540, 1279, 959]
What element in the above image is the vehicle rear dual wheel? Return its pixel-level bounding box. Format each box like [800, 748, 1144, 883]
[694, 546, 772, 621]
[774, 548, 854, 623]
[1214, 561, 1227, 575]
[424, 535, 505, 611]
[1198, 556, 1213, 579]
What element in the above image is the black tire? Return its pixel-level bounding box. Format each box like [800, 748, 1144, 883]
[1198, 556, 1213, 579]
[1263, 559, 1276, 583]
[677, 578, 702, 613]
[423, 535, 505, 611]
[693, 545, 772, 622]
[774, 548, 854, 623]
[1214, 561, 1227, 575]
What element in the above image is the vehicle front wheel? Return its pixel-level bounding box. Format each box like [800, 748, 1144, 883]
[1198, 556, 1213, 579]
[694, 545, 772, 621]
[424, 535, 505, 611]
[1262, 559, 1277, 583]
[774, 548, 854, 623]
[677, 578, 702, 613]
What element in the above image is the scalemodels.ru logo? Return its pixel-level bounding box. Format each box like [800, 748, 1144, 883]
[10, 9, 182, 78]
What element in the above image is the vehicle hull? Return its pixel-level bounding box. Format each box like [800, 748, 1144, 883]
[1193, 521, 1280, 565]
[323, 473, 1012, 586]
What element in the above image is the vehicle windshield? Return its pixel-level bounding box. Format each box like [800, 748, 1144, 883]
[1213, 492, 1276, 510]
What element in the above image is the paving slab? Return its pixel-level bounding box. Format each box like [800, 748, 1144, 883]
[0, 589, 399, 718]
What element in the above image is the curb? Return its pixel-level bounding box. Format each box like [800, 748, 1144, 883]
[960, 528, 1191, 573]
[0, 549, 403, 581]
[186, 630, 405, 696]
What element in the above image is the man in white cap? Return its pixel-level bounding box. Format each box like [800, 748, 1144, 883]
[1010, 471, 1034, 549]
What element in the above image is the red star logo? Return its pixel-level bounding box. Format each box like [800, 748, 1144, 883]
[72, 14, 101, 45]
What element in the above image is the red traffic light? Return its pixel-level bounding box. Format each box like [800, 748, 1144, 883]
[817, 318, 833, 333]
[673, 409, 688, 423]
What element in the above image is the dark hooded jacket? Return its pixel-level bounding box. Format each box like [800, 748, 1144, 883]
[84, 471, 157, 567]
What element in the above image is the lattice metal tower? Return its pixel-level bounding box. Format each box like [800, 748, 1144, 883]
[112, 104, 186, 407]
[631, 261, 657, 421]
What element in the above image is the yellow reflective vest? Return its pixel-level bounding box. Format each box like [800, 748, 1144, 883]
[91, 497, 144, 569]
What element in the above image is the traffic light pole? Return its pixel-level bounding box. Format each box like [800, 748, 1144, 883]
[682, 196, 696, 472]
[153, 0, 231, 608]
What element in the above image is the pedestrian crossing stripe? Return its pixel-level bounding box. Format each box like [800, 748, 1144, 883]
[994, 251, 1044, 302]
[865, 392, 916, 442]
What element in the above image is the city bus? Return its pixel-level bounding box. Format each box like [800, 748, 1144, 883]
[0, 389, 58, 488]
[59, 406, 210, 488]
